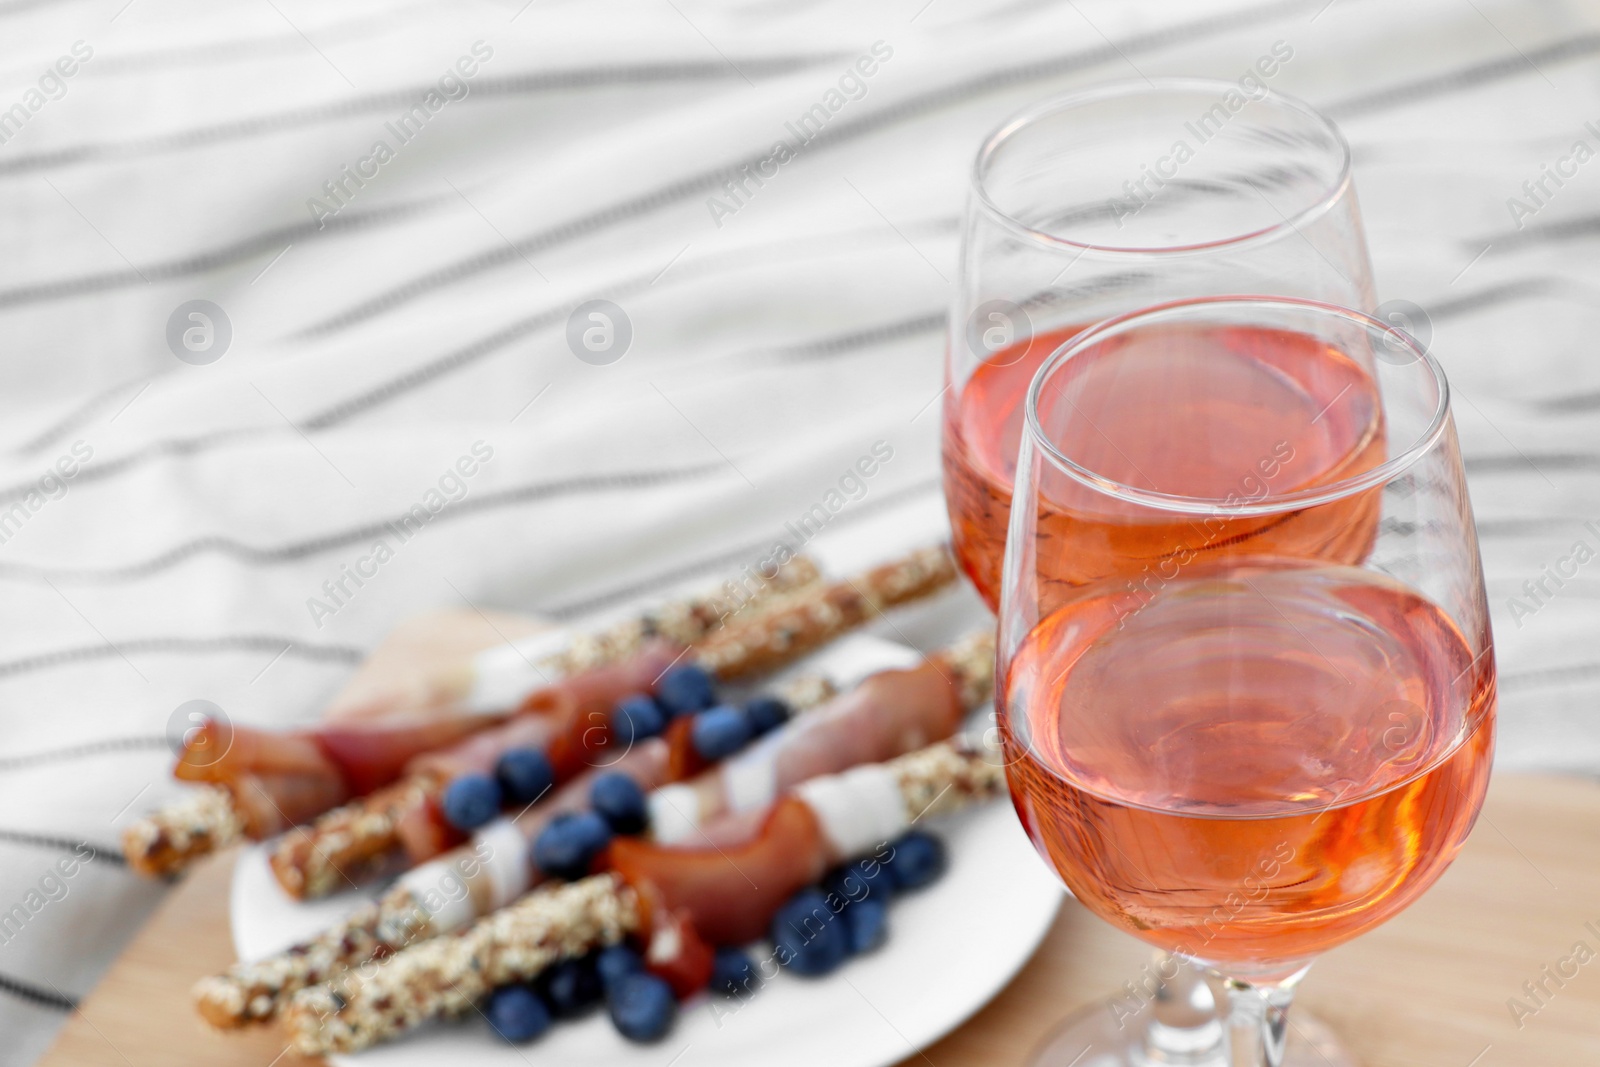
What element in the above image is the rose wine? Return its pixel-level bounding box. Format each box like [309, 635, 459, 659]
[1001, 562, 1495, 977]
[943, 323, 1387, 610]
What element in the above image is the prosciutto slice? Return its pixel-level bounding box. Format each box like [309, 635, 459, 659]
[647, 658, 967, 844]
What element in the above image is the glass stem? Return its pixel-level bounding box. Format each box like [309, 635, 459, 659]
[1142, 953, 1223, 1064]
[1214, 969, 1308, 1067]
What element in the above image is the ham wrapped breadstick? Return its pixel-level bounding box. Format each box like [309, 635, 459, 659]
[266, 643, 681, 898]
[195, 626, 987, 1028]
[123, 712, 506, 879]
[649, 629, 993, 844]
[281, 733, 1005, 1055]
[332, 552, 823, 722]
[122, 553, 821, 879]
[267, 546, 957, 900]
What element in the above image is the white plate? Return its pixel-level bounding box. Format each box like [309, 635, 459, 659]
[232, 800, 1062, 1067]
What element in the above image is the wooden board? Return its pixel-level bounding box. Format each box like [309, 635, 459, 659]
[39, 611, 1600, 1067]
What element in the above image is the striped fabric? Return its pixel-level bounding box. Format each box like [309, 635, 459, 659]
[1, 0, 1597, 1060]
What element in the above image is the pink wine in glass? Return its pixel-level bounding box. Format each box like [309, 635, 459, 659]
[1000, 561, 1496, 976]
[943, 324, 1388, 610]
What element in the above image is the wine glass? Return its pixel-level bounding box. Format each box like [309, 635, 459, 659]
[997, 297, 1495, 1067]
[944, 78, 1376, 611]
[943, 79, 1379, 1063]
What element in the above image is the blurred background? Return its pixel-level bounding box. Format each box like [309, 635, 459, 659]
[2, 0, 1598, 1061]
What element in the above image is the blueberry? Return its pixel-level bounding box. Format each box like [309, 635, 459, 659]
[607, 972, 677, 1043]
[822, 864, 865, 908]
[484, 984, 551, 1043]
[886, 830, 947, 890]
[532, 811, 613, 880]
[611, 695, 666, 742]
[690, 705, 752, 761]
[743, 695, 791, 736]
[771, 889, 850, 977]
[590, 773, 649, 835]
[540, 955, 603, 1018]
[441, 772, 501, 831]
[656, 664, 717, 717]
[596, 943, 644, 994]
[710, 947, 759, 998]
[495, 748, 555, 806]
[825, 857, 895, 904]
[844, 898, 889, 954]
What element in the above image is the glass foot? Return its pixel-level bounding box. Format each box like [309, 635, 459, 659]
[1026, 994, 1357, 1067]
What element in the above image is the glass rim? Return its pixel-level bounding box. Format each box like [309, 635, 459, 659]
[970, 77, 1355, 257]
[1022, 296, 1452, 517]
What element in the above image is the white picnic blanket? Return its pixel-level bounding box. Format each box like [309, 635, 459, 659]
[1, 0, 1598, 1060]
